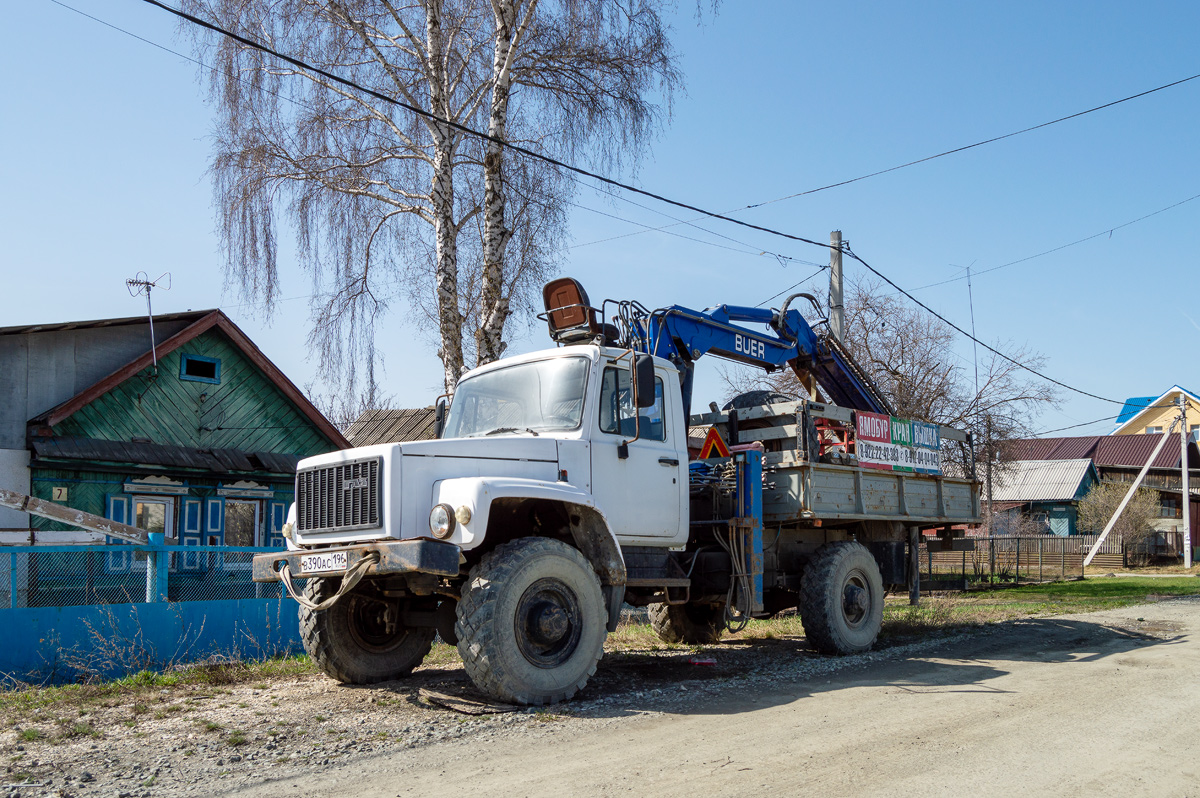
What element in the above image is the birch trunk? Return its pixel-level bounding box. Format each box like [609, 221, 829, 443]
[476, 0, 532, 365]
[425, 2, 466, 391]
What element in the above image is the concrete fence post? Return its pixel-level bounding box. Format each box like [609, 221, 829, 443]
[146, 533, 168, 603]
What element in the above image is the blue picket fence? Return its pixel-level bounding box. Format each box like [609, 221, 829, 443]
[0, 543, 307, 683]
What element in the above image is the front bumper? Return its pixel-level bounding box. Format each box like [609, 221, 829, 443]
[251, 539, 461, 583]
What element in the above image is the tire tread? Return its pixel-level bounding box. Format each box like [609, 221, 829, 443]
[455, 538, 605, 705]
[800, 541, 883, 655]
[300, 577, 434, 684]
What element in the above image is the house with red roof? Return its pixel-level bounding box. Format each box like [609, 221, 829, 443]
[1003, 430, 1199, 554]
[0, 310, 347, 606]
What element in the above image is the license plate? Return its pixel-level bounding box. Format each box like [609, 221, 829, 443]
[299, 551, 348, 574]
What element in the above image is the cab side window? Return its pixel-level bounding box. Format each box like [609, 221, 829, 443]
[598, 367, 666, 442]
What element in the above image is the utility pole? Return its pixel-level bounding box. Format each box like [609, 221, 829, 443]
[1181, 395, 1193, 569]
[829, 231, 844, 342]
[984, 415, 993, 534]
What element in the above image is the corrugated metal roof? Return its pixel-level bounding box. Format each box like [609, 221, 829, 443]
[1115, 396, 1156, 425]
[0, 310, 214, 336]
[1006, 433, 1196, 469]
[1112, 385, 1200, 433]
[346, 408, 438, 446]
[31, 436, 301, 475]
[990, 459, 1096, 502]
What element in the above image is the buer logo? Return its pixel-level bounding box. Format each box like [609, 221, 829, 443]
[343, 477, 369, 490]
[734, 334, 767, 360]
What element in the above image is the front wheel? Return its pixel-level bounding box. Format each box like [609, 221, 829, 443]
[300, 578, 435, 684]
[799, 541, 884, 655]
[456, 538, 608, 705]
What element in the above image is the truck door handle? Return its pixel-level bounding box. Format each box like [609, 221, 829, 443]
[658, 457, 679, 466]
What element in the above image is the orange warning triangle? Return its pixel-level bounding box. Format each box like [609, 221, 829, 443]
[698, 426, 731, 459]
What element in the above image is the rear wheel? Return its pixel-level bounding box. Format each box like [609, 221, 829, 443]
[647, 601, 725, 644]
[300, 577, 435, 684]
[799, 541, 884, 654]
[456, 538, 607, 705]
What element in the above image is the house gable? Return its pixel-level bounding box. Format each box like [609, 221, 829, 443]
[0, 313, 205, 450]
[1112, 385, 1200, 436]
[48, 328, 335, 458]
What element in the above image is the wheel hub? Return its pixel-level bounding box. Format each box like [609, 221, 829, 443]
[514, 578, 583, 669]
[842, 576, 870, 626]
[347, 595, 406, 652]
[529, 601, 569, 644]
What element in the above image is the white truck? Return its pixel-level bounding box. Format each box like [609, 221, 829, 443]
[253, 279, 981, 704]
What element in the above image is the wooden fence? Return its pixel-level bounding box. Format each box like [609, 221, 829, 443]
[919, 533, 1129, 586]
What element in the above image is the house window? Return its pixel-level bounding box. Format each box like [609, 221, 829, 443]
[224, 500, 261, 547]
[180, 354, 221, 384]
[133, 495, 175, 564]
[1160, 496, 1182, 519]
[1190, 425, 1199, 443]
[1146, 426, 1163, 434]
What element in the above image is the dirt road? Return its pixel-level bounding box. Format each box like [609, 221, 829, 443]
[217, 597, 1199, 798]
[7, 598, 1198, 798]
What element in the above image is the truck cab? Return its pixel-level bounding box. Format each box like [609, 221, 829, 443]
[281, 344, 688, 556]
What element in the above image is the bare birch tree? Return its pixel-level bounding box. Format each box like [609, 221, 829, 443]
[475, 0, 680, 363]
[184, 0, 681, 397]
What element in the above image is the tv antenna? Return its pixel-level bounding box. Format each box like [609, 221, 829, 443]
[126, 272, 172, 374]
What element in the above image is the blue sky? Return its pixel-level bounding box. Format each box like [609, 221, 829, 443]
[4, 1, 1199, 435]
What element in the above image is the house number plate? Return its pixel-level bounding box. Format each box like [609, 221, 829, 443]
[299, 551, 348, 574]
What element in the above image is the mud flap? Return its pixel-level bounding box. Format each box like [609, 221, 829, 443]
[603, 584, 625, 632]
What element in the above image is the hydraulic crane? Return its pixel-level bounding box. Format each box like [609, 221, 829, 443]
[541, 278, 892, 420]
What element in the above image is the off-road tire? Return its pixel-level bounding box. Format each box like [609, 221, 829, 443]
[300, 577, 435, 684]
[456, 538, 607, 705]
[647, 602, 725, 644]
[799, 541, 884, 655]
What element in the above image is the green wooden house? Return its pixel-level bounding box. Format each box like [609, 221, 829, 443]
[1, 310, 346, 604]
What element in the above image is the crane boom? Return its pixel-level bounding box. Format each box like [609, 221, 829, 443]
[540, 278, 893, 420]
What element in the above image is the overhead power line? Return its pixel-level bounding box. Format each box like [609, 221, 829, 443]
[912, 190, 1200, 292]
[1031, 401, 1186, 437]
[139, 0, 1126, 408]
[743, 71, 1200, 209]
[141, 0, 834, 251]
[55, 0, 815, 269]
[842, 245, 1124, 406]
[574, 69, 1200, 248]
[757, 266, 829, 308]
[1032, 417, 1118, 435]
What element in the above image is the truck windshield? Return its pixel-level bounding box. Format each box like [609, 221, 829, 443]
[442, 356, 590, 438]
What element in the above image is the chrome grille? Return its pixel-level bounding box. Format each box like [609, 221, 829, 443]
[296, 457, 382, 533]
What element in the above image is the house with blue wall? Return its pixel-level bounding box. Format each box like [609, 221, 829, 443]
[0, 310, 346, 677]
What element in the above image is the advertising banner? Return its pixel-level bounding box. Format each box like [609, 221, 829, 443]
[854, 411, 941, 474]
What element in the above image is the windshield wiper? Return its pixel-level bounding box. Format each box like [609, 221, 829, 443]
[483, 427, 538, 436]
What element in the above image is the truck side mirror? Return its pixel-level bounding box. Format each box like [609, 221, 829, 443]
[634, 354, 656, 408]
[434, 396, 448, 439]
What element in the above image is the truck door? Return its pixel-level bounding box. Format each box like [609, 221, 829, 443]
[590, 363, 686, 543]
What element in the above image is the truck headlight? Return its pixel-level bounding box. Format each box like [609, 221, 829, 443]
[429, 503, 456, 539]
